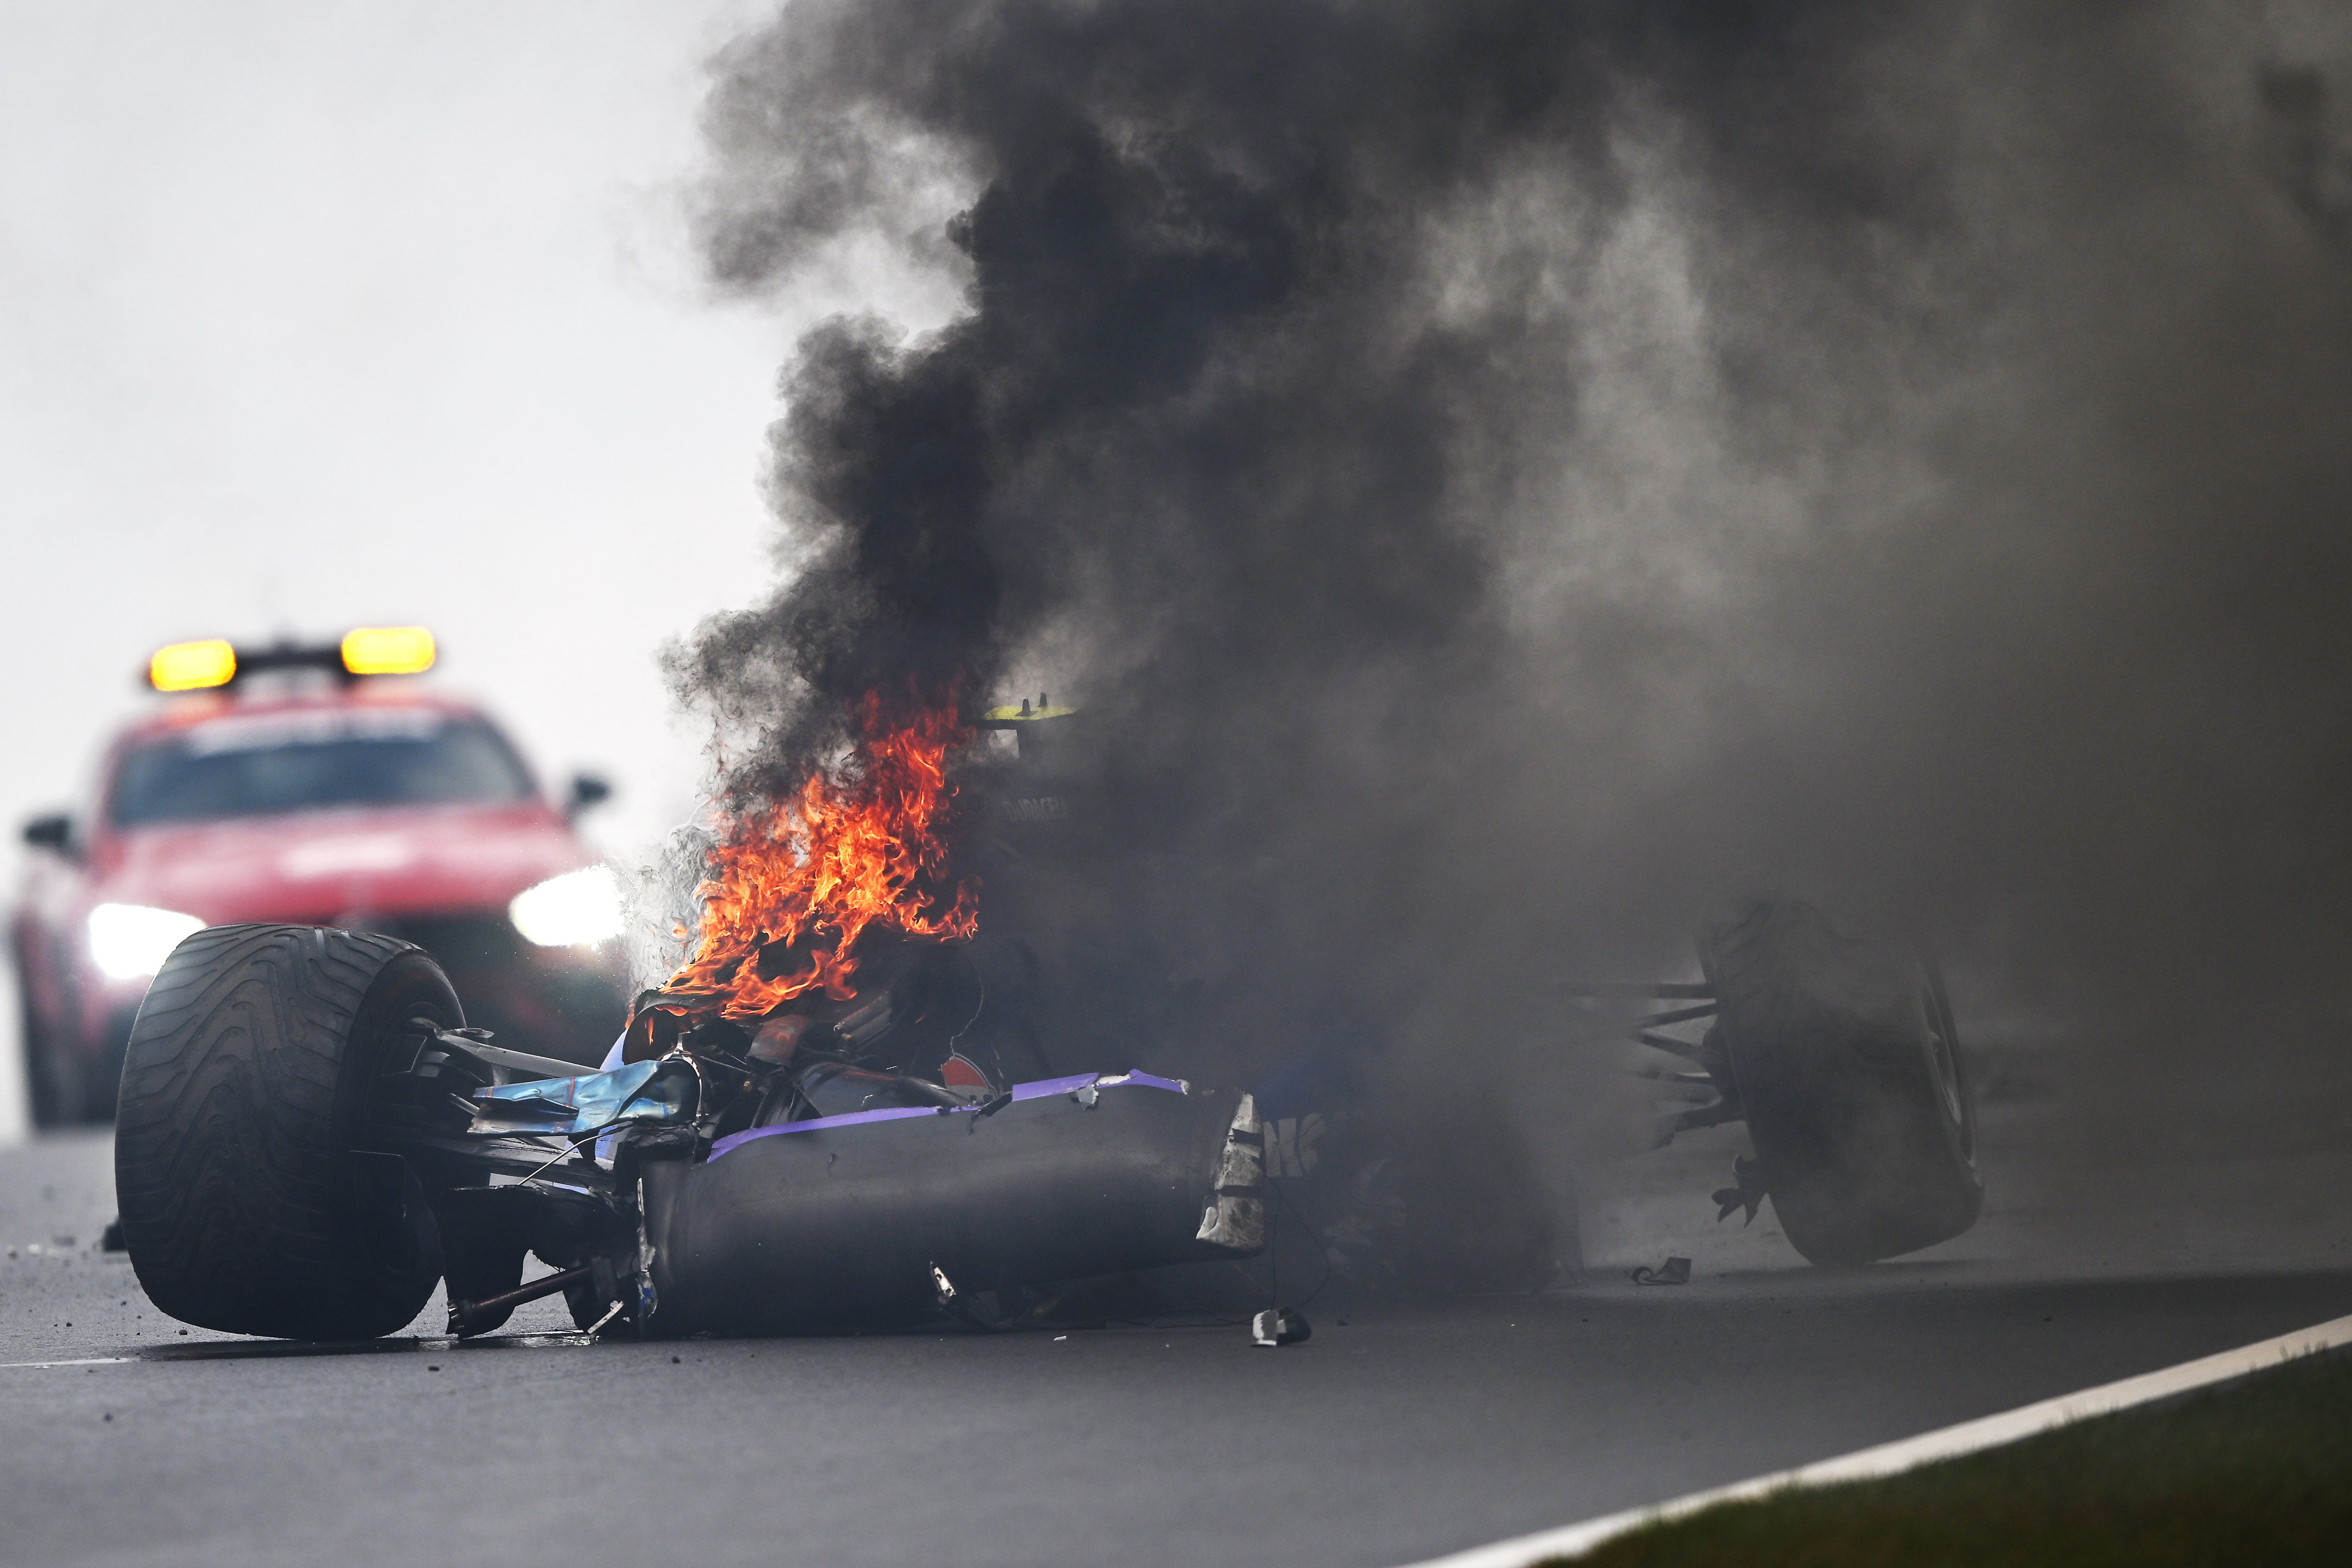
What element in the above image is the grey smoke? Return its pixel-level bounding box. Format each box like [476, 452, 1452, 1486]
[669, 0, 2352, 1095]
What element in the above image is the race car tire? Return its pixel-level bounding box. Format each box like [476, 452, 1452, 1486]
[1699, 896, 1981, 1267]
[115, 924, 457, 1339]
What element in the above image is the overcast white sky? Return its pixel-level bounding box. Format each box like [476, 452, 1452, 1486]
[0, 1, 832, 1135]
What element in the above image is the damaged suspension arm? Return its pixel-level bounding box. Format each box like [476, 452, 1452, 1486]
[370, 1019, 719, 1338]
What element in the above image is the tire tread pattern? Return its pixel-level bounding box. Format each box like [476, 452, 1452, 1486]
[115, 924, 448, 1338]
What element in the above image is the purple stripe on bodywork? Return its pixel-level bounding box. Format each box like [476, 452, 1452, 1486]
[708, 1105, 936, 1159]
[707, 1070, 1187, 1161]
[1008, 1073, 1105, 1101]
[1099, 1070, 1188, 1095]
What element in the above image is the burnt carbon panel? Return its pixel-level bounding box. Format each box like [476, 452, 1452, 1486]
[642, 1084, 1249, 1335]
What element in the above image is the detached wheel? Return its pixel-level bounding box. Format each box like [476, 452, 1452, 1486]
[115, 924, 455, 1339]
[1699, 897, 1981, 1266]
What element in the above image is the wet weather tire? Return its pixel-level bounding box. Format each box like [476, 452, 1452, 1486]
[1700, 898, 1981, 1267]
[115, 924, 459, 1339]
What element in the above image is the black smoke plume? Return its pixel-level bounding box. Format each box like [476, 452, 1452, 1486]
[671, 0, 2352, 1105]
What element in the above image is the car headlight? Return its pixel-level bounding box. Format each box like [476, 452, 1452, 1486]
[509, 866, 623, 947]
[87, 903, 206, 980]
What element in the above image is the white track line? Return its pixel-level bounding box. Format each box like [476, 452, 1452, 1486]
[1400, 1309, 2352, 1568]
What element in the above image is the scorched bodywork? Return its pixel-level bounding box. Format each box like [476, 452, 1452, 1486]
[642, 1075, 1260, 1335]
[109, 921, 1267, 1342]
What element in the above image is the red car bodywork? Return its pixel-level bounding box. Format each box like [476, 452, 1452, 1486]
[11, 684, 628, 1124]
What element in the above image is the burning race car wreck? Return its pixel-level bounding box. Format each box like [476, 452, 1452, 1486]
[110, 699, 1276, 1344]
[110, 688, 1978, 1346]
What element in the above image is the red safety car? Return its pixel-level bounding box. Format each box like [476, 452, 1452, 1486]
[11, 629, 630, 1126]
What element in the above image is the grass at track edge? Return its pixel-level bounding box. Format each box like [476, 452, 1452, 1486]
[1546, 1346, 2352, 1567]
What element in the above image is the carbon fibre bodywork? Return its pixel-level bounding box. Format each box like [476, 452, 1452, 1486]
[639, 1075, 1261, 1335]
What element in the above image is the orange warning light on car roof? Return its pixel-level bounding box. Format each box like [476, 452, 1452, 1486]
[340, 626, 436, 676]
[148, 639, 238, 692]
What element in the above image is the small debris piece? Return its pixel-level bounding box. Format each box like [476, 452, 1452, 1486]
[101, 1218, 126, 1252]
[1251, 1308, 1312, 1347]
[1628, 1256, 1692, 1286]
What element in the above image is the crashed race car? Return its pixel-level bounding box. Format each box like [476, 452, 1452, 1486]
[112, 921, 1271, 1341]
[109, 702, 1979, 1343]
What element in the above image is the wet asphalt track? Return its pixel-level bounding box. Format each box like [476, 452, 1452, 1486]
[5, 1093, 2349, 1568]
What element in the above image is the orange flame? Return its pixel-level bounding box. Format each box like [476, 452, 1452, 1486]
[659, 699, 977, 1022]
